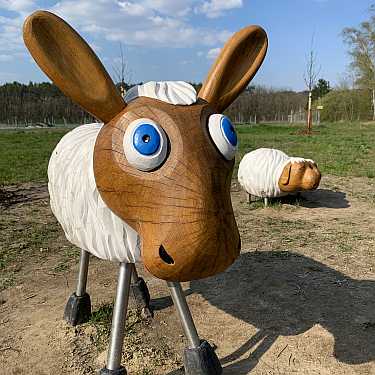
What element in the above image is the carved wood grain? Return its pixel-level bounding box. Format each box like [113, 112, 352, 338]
[278, 161, 321, 193]
[94, 97, 240, 281]
[23, 10, 125, 123]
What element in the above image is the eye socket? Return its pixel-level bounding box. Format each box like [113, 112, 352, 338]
[208, 114, 238, 160]
[123, 118, 168, 171]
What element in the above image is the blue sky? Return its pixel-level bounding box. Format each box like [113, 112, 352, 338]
[0, 0, 373, 90]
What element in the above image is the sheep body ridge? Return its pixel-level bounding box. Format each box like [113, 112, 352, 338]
[48, 123, 141, 263]
[238, 148, 313, 198]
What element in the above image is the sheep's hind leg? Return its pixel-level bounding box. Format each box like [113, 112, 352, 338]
[130, 264, 153, 318]
[100, 262, 132, 375]
[64, 249, 91, 326]
[167, 282, 222, 375]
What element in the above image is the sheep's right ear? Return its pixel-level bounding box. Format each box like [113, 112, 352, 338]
[198, 25, 268, 112]
[23, 11, 126, 123]
[279, 163, 292, 186]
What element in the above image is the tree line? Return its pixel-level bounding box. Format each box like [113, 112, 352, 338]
[319, 4, 375, 122]
[0, 80, 312, 126]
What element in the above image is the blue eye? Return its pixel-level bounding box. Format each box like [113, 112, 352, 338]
[123, 118, 168, 171]
[221, 116, 237, 147]
[208, 114, 238, 160]
[133, 124, 161, 155]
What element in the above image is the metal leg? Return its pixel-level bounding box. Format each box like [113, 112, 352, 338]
[64, 249, 91, 326]
[130, 264, 153, 318]
[168, 282, 200, 348]
[76, 249, 90, 296]
[100, 262, 132, 375]
[264, 197, 269, 207]
[167, 282, 222, 375]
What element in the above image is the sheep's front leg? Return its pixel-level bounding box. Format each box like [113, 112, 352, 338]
[100, 262, 132, 375]
[64, 249, 91, 325]
[130, 264, 153, 318]
[167, 282, 222, 375]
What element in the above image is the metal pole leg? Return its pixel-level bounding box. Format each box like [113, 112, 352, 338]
[76, 249, 90, 296]
[100, 262, 132, 375]
[167, 282, 222, 375]
[64, 249, 91, 326]
[264, 197, 269, 208]
[130, 264, 153, 318]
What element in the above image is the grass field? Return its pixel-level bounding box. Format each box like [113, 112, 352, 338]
[236, 122, 375, 178]
[1, 122, 375, 374]
[0, 128, 69, 185]
[0, 121, 374, 185]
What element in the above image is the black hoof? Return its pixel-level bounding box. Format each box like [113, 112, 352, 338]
[131, 277, 153, 317]
[99, 366, 127, 375]
[64, 292, 91, 326]
[183, 340, 222, 375]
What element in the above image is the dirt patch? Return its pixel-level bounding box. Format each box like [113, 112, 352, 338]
[1, 175, 375, 374]
[0, 183, 47, 209]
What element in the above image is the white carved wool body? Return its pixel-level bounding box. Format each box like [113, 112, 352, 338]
[238, 148, 315, 198]
[48, 82, 197, 263]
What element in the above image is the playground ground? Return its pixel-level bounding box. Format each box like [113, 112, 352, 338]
[0, 123, 375, 374]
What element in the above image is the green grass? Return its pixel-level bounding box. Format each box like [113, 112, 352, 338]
[236, 122, 375, 178]
[0, 122, 374, 185]
[0, 128, 69, 185]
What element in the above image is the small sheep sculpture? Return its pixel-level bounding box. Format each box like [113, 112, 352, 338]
[23, 10, 268, 375]
[238, 148, 321, 203]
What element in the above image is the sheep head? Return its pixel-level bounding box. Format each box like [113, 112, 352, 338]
[23, 10, 268, 281]
[278, 160, 321, 193]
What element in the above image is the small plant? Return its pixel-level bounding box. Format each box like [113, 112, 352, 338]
[89, 303, 114, 350]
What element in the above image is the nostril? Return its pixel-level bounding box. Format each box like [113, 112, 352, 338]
[159, 245, 174, 265]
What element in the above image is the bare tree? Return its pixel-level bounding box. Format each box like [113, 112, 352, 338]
[112, 43, 132, 98]
[304, 36, 321, 133]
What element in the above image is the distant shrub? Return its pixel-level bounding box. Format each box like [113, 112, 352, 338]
[320, 88, 372, 122]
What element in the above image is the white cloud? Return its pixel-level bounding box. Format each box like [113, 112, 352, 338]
[51, 0, 231, 47]
[0, 15, 25, 55]
[195, 0, 243, 18]
[0, 54, 13, 61]
[0, 0, 236, 68]
[207, 47, 220, 60]
[0, 0, 36, 12]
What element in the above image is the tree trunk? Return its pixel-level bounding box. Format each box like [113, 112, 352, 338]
[307, 91, 312, 132]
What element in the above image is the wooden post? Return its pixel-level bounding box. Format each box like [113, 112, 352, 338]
[307, 91, 312, 132]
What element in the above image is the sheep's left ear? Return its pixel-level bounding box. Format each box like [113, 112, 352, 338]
[198, 25, 268, 112]
[279, 162, 292, 186]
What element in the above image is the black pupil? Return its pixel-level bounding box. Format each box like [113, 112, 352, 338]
[142, 134, 150, 143]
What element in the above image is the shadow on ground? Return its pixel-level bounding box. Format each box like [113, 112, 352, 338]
[271, 189, 350, 209]
[160, 251, 375, 374]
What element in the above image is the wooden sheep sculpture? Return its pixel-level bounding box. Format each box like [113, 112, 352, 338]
[23, 10, 268, 375]
[238, 148, 321, 205]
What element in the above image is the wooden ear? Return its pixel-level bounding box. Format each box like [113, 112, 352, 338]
[279, 162, 292, 186]
[23, 10, 126, 123]
[198, 25, 268, 112]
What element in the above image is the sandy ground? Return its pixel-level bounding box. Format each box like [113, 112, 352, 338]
[0, 175, 375, 375]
